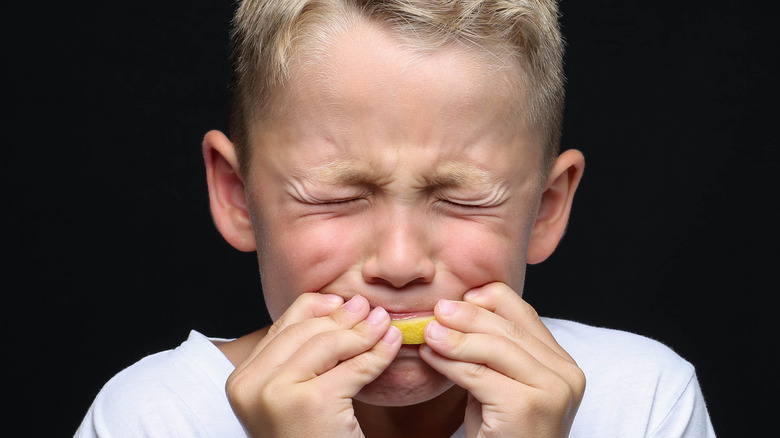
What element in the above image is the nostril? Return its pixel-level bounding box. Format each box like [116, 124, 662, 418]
[361, 254, 436, 289]
[361, 212, 436, 288]
[366, 274, 431, 289]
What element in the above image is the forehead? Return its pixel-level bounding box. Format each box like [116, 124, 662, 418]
[251, 19, 540, 179]
[335, 25, 516, 101]
[267, 19, 527, 119]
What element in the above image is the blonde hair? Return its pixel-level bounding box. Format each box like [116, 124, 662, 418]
[229, 0, 565, 177]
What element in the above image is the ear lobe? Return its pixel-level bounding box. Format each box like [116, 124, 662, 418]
[202, 130, 256, 252]
[527, 149, 585, 264]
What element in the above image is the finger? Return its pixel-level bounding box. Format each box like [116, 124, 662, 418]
[256, 292, 344, 352]
[420, 343, 583, 434]
[226, 296, 383, 423]
[423, 319, 551, 387]
[312, 324, 403, 398]
[235, 294, 367, 375]
[431, 299, 570, 372]
[425, 297, 586, 408]
[463, 283, 575, 362]
[418, 342, 513, 405]
[285, 306, 395, 381]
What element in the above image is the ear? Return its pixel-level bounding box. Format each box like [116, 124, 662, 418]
[527, 149, 585, 264]
[202, 130, 257, 252]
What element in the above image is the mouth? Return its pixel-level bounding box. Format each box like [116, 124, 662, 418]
[387, 312, 435, 345]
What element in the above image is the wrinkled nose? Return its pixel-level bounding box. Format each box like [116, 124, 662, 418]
[361, 207, 435, 288]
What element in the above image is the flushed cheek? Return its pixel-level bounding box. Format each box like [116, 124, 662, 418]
[438, 225, 524, 289]
[258, 219, 365, 318]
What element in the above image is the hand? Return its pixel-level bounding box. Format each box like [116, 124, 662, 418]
[225, 293, 403, 438]
[419, 283, 585, 438]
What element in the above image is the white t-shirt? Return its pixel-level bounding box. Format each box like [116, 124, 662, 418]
[74, 318, 715, 437]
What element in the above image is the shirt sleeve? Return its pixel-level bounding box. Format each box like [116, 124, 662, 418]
[74, 360, 213, 438]
[73, 331, 243, 438]
[649, 372, 716, 438]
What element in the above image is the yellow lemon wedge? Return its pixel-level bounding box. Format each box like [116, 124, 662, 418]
[390, 315, 435, 344]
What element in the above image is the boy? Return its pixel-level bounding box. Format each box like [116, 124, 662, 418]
[76, 0, 714, 436]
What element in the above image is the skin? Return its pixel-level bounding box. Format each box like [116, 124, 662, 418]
[203, 20, 585, 438]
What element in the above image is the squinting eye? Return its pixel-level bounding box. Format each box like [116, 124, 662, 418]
[321, 198, 362, 205]
[440, 199, 485, 209]
[314, 196, 373, 208]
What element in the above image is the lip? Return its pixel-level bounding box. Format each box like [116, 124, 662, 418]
[396, 344, 424, 357]
[386, 310, 434, 320]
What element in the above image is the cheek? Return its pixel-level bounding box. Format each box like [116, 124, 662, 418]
[257, 218, 363, 318]
[438, 221, 528, 288]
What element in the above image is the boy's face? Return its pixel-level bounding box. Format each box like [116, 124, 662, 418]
[243, 24, 545, 405]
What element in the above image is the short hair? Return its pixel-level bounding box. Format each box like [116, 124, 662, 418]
[229, 0, 565, 179]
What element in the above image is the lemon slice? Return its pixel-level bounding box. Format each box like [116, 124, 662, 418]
[390, 315, 435, 344]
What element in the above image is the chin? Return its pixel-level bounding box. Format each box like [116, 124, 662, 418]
[354, 354, 454, 407]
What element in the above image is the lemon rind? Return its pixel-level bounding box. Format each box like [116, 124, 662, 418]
[390, 315, 435, 344]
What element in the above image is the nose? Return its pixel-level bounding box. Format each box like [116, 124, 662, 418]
[361, 206, 435, 289]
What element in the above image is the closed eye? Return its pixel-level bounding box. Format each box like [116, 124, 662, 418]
[318, 197, 365, 205]
[440, 199, 486, 209]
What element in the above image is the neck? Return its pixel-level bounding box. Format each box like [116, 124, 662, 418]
[354, 385, 467, 438]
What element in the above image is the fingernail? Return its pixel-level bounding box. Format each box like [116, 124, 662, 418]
[324, 294, 344, 304]
[463, 289, 481, 301]
[382, 326, 401, 344]
[344, 295, 363, 313]
[426, 320, 447, 341]
[366, 307, 388, 325]
[437, 299, 457, 316]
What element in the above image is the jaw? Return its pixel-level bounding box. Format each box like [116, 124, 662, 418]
[354, 377, 467, 436]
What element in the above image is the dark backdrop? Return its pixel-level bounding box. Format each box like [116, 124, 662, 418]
[7, 0, 776, 436]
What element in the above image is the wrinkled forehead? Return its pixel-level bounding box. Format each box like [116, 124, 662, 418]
[242, 17, 546, 194]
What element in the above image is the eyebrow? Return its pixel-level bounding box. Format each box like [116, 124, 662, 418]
[425, 162, 500, 189]
[291, 160, 379, 186]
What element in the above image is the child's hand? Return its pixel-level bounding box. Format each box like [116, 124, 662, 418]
[225, 293, 402, 438]
[419, 282, 586, 438]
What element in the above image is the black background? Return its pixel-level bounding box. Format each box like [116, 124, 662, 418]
[6, 0, 776, 436]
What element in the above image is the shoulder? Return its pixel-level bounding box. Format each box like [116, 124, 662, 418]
[542, 317, 692, 374]
[75, 331, 245, 438]
[542, 318, 715, 437]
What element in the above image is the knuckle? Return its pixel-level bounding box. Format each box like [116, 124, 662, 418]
[541, 370, 583, 412]
[265, 319, 287, 339]
[224, 372, 246, 404]
[484, 331, 517, 356]
[463, 301, 481, 322]
[347, 353, 379, 376]
[462, 361, 489, 381]
[225, 370, 268, 415]
[505, 321, 527, 343]
[308, 330, 340, 352]
[567, 363, 587, 397]
[550, 376, 575, 403]
[328, 307, 362, 329]
[278, 319, 313, 342]
[521, 300, 541, 322]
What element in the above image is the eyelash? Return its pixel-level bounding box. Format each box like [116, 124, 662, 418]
[321, 198, 362, 205]
[308, 196, 491, 210]
[315, 197, 370, 207]
[438, 198, 487, 210]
